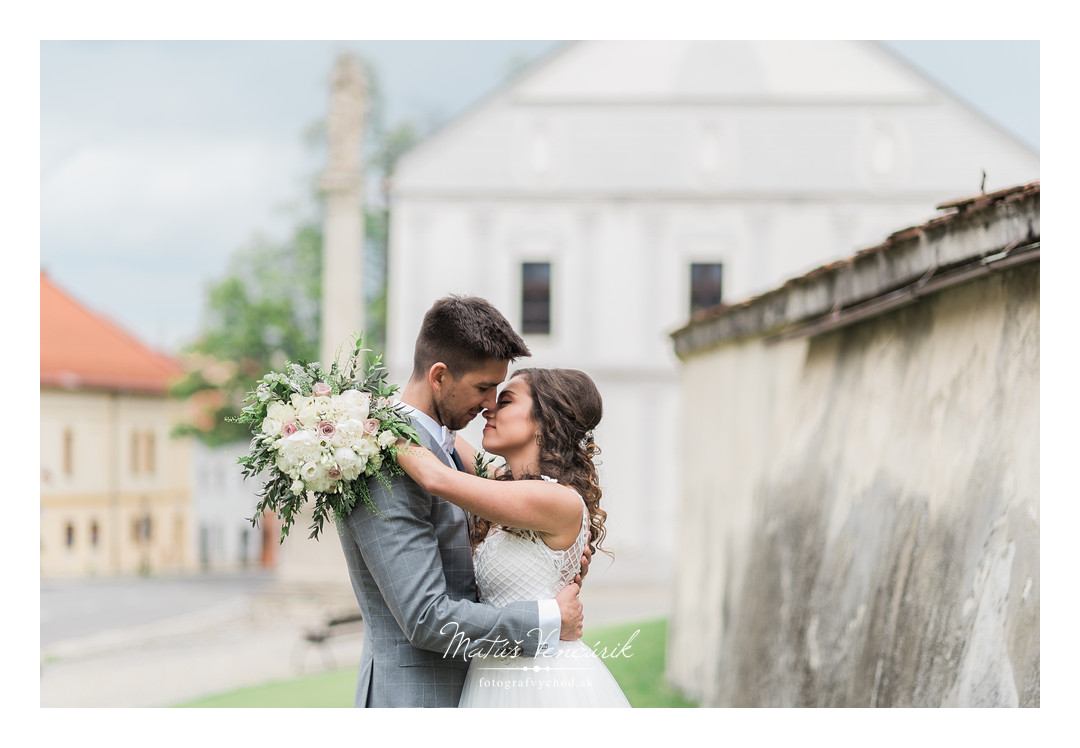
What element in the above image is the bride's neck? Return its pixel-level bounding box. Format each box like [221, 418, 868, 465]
[503, 446, 541, 479]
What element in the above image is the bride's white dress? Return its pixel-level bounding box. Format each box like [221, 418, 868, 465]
[458, 477, 631, 708]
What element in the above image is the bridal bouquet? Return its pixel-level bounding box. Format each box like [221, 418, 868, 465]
[235, 336, 421, 542]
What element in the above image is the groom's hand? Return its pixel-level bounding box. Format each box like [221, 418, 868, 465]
[556, 582, 583, 641]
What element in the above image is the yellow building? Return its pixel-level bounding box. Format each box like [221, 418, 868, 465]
[40, 271, 194, 576]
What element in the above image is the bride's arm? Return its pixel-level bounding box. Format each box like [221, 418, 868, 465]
[395, 442, 581, 536]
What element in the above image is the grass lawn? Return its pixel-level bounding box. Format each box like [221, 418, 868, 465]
[583, 618, 696, 708]
[176, 617, 696, 708]
[177, 667, 359, 708]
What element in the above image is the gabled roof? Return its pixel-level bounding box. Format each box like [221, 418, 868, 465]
[395, 41, 1037, 183]
[40, 271, 182, 394]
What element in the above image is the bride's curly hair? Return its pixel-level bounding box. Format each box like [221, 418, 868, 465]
[470, 367, 610, 559]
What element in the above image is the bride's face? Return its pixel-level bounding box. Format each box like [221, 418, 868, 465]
[480, 377, 538, 458]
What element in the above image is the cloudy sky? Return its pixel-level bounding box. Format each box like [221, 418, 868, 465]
[39, 40, 1040, 355]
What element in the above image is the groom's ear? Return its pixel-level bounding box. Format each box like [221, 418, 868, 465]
[428, 362, 449, 392]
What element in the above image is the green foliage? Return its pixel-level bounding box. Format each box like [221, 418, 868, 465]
[169, 222, 323, 446]
[234, 336, 423, 543]
[473, 450, 496, 479]
[172, 56, 422, 448]
[175, 667, 357, 708]
[582, 618, 697, 708]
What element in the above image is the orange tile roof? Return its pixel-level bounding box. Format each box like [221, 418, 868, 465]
[40, 271, 183, 394]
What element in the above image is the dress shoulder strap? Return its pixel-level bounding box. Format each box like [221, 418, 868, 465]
[540, 474, 584, 502]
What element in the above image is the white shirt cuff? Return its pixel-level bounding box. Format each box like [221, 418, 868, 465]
[535, 599, 561, 656]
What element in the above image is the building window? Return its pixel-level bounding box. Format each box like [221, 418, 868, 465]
[145, 432, 156, 474]
[63, 429, 74, 476]
[522, 262, 551, 335]
[690, 263, 724, 315]
[90, 521, 100, 548]
[134, 515, 152, 542]
[64, 522, 75, 549]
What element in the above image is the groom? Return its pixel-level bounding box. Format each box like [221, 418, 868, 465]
[337, 295, 585, 708]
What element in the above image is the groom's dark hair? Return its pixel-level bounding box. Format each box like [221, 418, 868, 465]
[412, 295, 531, 380]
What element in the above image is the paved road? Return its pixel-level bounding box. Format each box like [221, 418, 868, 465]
[41, 570, 274, 646]
[39, 570, 672, 707]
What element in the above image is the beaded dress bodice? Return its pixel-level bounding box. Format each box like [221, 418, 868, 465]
[471, 477, 589, 608]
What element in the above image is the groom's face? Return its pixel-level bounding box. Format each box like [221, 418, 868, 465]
[432, 358, 509, 431]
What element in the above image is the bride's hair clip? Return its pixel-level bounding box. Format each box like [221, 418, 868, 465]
[579, 429, 595, 450]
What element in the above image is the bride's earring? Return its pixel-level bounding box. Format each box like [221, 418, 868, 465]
[535, 433, 542, 447]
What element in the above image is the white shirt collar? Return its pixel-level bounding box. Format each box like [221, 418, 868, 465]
[398, 402, 456, 457]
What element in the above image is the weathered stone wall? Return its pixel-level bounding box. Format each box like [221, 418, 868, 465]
[667, 262, 1039, 706]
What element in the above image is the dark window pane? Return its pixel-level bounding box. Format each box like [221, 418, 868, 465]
[63, 429, 74, 476]
[690, 263, 723, 314]
[522, 262, 551, 334]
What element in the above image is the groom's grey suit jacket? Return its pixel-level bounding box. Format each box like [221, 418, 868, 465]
[338, 416, 547, 707]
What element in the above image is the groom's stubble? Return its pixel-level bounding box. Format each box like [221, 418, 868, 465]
[408, 358, 509, 431]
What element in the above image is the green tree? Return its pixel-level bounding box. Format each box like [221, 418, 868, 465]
[172, 56, 419, 446]
[171, 223, 322, 446]
[366, 120, 418, 354]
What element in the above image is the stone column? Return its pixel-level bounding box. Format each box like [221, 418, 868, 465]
[274, 53, 367, 596]
[319, 53, 367, 370]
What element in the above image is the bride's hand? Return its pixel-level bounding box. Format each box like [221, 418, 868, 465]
[393, 439, 441, 489]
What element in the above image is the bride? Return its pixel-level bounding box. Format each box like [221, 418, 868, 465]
[394, 367, 631, 708]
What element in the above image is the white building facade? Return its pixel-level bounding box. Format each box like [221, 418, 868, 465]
[190, 440, 271, 570]
[385, 41, 1039, 583]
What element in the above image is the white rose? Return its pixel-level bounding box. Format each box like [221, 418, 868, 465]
[276, 452, 296, 475]
[276, 435, 303, 472]
[338, 389, 370, 421]
[299, 460, 318, 480]
[333, 446, 367, 481]
[279, 429, 321, 469]
[300, 460, 332, 492]
[332, 419, 366, 448]
[261, 417, 283, 436]
[333, 446, 359, 469]
[356, 434, 379, 458]
[290, 480, 305, 495]
[314, 395, 332, 416]
[295, 398, 321, 428]
[267, 400, 295, 423]
[325, 394, 346, 422]
[377, 429, 398, 449]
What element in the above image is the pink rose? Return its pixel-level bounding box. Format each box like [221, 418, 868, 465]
[317, 421, 336, 439]
[280, 421, 297, 437]
[326, 466, 342, 481]
[363, 418, 381, 436]
[313, 382, 332, 397]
